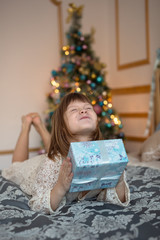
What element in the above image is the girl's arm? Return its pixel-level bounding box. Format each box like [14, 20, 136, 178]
[50, 157, 73, 211]
[97, 171, 130, 206]
[115, 176, 126, 203]
[29, 156, 73, 214]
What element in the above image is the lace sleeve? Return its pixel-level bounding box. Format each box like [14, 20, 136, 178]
[28, 155, 66, 214]
[97, 171, 130, 207]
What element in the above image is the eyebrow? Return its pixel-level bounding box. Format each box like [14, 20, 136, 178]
[67, 103, 92, 109]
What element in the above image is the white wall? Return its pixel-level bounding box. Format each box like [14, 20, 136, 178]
[106, 0, 160, 152]
[0, 0, 60, 168]
[62, 0, 160, 152]
[0, 0, 160, 168]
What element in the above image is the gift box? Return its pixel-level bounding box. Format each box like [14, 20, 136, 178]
[68, 139, 128, 192]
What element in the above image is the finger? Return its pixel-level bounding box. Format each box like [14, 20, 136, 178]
[66, 157, 71, 163]
[63, 157, 72, 168]
[61, 160, 71, 175]
[67, 172, 73, 183]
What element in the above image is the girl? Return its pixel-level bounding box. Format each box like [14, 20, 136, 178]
[2, 93, 130, 214]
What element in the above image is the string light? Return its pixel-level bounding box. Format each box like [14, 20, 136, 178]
[65, 51, 69, 55]
[118, 120, 121, 125]
[62, 46, 67, 51]
[105, 119, 109, 123]
[110, 114, 114, 119]
[113, 117, 119, 125]
[103, 106, 108, 111]
[62, 45, 70, 51]
[55, 89, 59, 93]
[51, 79, 59, 88]
[92, 100, 96, 105]
[76, 87, 81, 92]
[51, 79, 56, 86]
[108, 103, 112, 108]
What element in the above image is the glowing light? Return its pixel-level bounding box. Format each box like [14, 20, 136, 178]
[56, 83, 59, 87]
[65, 51, 69, 55]
[105, 119, 109, 123]
[113, 117, 119, 125]
[108, 103, 112, 108]
[51, 80, 56, 86]
[62, 46, 67, 51]
[92, 100, 96, 105]
[118, 120, 121, 125]
[102, 91, 107, 96]
[103, 106, 107, 111]
[76, 87, 81, 92]
[75, 82, 79, 86]
[103, 100, 108, 105]
[55, 89, 59, 93]
[110, 114, 114, 119]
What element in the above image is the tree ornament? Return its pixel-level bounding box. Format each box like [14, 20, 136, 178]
[70, 45, 75, 50]
[51, 70, 58, 77]
[82, 45, 87, 50]
[87, 80, 91, 84]
[90, 82, 96, 89]
[80, 36, 85, 41]
[76, 46, 82, 51]
[66, 3, 84, 23]
[99, 101, 103, 107]
[96, 76, 103, 83]
[91, 73, 96, 79]
[101, 111, 106, 117]
[93, 104, 102, 115]
[80, 74, 86, 81]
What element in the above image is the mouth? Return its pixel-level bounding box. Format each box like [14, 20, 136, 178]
[80, 116, 90, 120]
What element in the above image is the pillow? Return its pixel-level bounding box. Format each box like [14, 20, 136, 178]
[140, 130, 160, 162]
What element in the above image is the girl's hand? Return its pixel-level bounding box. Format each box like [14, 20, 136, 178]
[115, 172, 125, 203]
[57, 157, 73, 195]
[50, 158, 73, 211]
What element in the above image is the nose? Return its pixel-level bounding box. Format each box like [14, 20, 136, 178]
[80, 108, 87, 114]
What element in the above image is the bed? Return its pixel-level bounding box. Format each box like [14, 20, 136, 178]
[1, 62, 160, 240]
[0, 164, 160, 240]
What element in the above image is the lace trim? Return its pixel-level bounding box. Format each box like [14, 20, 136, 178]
[97, 171, 130, 207]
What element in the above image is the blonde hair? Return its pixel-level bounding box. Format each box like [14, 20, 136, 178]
[48, 92, 102, 160]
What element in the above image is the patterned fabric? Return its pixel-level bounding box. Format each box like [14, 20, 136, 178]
[0, 166, 160, 240]
[2, 154, 130, 214]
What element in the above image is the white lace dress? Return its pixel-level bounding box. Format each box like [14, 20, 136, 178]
[2, 154, 130, 214]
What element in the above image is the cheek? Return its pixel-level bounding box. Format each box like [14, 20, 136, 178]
[64, 114, 70, 129]
[93, 112, 98, 122]
[65, 114, 76, 129]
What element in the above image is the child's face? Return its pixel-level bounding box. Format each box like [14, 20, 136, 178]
[64, 100, 98, 138]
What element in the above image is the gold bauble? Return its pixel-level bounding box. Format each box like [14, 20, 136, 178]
[91, 73, 96, 79]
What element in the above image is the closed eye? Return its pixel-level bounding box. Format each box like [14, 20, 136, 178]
[71, 108, 77, 112]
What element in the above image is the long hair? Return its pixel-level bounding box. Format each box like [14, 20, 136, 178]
[48, 92, 103, 160]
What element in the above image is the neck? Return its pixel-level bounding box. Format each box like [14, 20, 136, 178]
[71, 134, 92, 142]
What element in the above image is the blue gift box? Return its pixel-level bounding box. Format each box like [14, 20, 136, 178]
[68, 139, 128, 192]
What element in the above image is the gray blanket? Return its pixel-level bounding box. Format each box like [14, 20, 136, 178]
[0, 166, 160, 240]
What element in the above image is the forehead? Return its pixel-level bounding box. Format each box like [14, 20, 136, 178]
[67, 100, 91, 108]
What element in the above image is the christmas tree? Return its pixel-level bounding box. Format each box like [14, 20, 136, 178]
[46, 3, 123, 139]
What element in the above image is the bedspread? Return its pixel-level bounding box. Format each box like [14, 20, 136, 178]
[0, 166, 160, 240]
